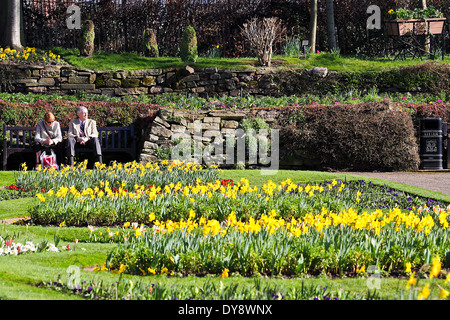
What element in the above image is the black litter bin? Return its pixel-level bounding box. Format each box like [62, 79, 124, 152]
[420, 118, 443, 170]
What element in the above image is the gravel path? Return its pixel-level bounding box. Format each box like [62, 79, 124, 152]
[338, 171, 450, 196]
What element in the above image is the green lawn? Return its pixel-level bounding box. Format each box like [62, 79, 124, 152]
[49, 46, 450, 72]
[0, 169, 449, 300]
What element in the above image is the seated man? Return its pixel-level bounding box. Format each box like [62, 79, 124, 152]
[34, 111, 64, 169]
[67, 106, 102, 166]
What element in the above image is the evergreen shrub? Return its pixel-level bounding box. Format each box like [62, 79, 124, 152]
[180, 26, 198, 63]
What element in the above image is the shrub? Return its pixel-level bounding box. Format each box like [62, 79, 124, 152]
[142, 28, 159, 58]
[274, 101, 421, 171]
[78, 20, 95, 57]
[180, 26, 198, 63]
[240, 17, 286, 67]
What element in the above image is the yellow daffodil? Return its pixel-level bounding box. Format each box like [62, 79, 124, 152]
[221, 268, 229, 278]
[440, 289, 450, 299]
[430, 257, 441, 279]
[405, 262, 412, 273]
[418, 283, 431, 300]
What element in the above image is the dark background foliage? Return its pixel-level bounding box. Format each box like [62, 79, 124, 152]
[21, 0, 449, 57]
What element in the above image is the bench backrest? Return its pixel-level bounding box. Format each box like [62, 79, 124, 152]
[2, 125, 36, 149]
[3, 124, 136, 151]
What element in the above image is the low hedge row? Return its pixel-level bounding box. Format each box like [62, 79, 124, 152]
[271, 62, 450, 96]
[1, 100, 448, 171]
[0, 100, 160, 128]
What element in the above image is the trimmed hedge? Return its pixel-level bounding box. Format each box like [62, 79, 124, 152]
[0, 100, 160, 128]
[273, 101, 421, 171]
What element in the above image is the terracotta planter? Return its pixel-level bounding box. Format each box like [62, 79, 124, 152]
[385, 18, 446, 36]
[427, 18, 446, 34]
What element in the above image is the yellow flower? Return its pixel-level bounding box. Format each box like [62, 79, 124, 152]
[418, 283, 431, 300]
[221, 268, 229, 278]
[440, 289, 450, 299]
[59, 221, 66, 227]
[405, 262, 412, 273]
[135, 228, 142, 237]
[407, 272, 417, 289]
[356, 265, 365, 274]
[430, 257, 441, 279]
[148, 268, 156, 275]
[116, 264, 126, 274]
[161, 267, 169, 274]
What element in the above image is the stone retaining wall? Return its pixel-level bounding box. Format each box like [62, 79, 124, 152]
[1, 63, 287, 97]
[139, 107, 302, 169]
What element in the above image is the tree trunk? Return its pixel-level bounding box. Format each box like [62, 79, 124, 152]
[326, 0, 337, 50]
[309, 0, 318, 53]
[0, 0, 24, 50]
[422, 0, 430, 54]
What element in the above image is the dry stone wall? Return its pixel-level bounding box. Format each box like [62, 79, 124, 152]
[139, 107, 291, 169]
[2, 63, 287, 97]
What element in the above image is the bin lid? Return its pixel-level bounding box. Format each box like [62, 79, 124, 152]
[421, 118, 442, 130]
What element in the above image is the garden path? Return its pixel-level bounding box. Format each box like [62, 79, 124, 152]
[339, 171, 450, 196]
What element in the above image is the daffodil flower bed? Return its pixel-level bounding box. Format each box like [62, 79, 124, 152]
[16, 160, 221, 194]
[88, 206, 450, 277]
[0, 47, 62, 64]
[20, 161, 449, 226]
[15, 160, 450, 278]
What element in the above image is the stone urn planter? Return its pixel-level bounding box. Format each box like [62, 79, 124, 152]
[385, 18, 446, 36]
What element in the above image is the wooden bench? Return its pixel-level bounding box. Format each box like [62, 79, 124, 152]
[2, 124, 137, 170]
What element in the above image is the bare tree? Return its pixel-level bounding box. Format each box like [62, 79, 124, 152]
[309, 0, 318, 53]
[0, 0, 24, 50]
[240, 17, 286, 67]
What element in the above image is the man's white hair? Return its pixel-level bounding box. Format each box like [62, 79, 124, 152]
[77, 106, 88, 114]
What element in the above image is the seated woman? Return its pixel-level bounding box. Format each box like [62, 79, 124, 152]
[34, 111, 64, 169]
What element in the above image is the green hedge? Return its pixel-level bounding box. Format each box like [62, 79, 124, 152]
[0, 100, 160, 128]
